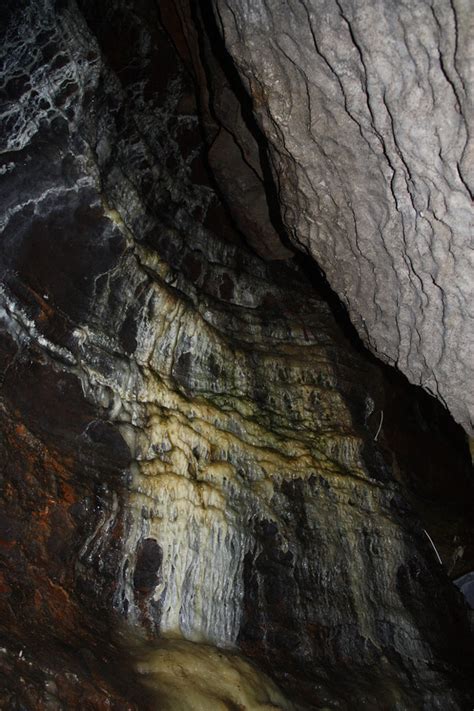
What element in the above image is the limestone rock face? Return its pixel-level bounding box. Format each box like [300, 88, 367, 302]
[0, 1, 473, 709]
[210, 0, 474, 435]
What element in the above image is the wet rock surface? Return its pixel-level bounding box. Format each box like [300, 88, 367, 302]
[206, 0, 474, 436]
[0, 1, 473, 709]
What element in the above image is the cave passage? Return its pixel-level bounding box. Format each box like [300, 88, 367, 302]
[0, 1, 473, 710]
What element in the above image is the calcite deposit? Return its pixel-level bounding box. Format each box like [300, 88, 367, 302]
[0, 0, 473, 709]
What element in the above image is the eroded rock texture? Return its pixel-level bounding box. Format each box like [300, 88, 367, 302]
[206, 0, 474, 435]
[0, 1, 473, 709]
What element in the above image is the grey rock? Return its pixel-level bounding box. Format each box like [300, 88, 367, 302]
[211, 0, 474, 435]
[454, 571, 474, 609]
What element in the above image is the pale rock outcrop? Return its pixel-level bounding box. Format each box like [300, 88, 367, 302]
[211, 0, 474, 435]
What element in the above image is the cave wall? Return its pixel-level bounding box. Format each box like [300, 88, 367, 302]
[0, 1, 473, 709]
[204, 0, 474, 436]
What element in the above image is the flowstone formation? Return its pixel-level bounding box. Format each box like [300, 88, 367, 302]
[0, 1, 473, 709]
[200, 0, 474, 436]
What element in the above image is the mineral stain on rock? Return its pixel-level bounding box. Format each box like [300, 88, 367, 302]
[127, 636, 297, 711]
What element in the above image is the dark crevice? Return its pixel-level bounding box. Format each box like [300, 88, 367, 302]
[195, 0, 296, 251]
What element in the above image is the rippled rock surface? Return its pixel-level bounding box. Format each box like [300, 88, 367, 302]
[0, 1, 473, 709]
[203, 0, 474, 435]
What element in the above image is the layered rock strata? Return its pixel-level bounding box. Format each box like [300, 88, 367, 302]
[0, 1, 473, 709]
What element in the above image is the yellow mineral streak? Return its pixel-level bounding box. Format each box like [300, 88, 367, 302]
[133, 639, 297, 711]
[139, 377, 345, 474]
[101, 199, 134, 241]
[114, 329, 391, 645]
[74, 228, 398, 650]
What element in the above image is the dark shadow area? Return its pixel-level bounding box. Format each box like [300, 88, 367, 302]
[195, 0, 295, 249]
